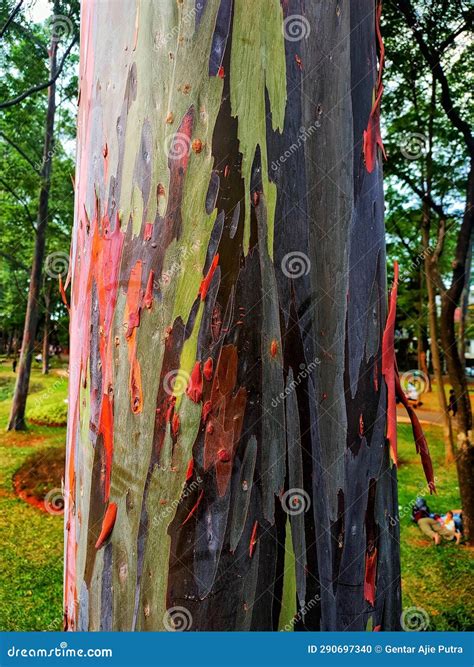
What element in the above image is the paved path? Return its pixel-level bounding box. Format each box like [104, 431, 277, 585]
[397, 405, 445, 426]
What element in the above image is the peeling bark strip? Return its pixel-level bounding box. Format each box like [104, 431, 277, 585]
[66, 0, 429, 631]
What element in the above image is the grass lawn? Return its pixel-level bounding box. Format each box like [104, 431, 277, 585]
[0, 361, 66, 631]
[0, 362, 472, 630]
[397, 422, 474, 630]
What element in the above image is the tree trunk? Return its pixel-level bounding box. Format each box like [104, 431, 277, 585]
[65, 0, 408, 631]
[7, 28, 57, 429]
[417, 271, 431, 392]
[439, 160, 473, 542]
[424, 254, 454, 463]
[42, 284, 51, 375]
[458, 240, 471, 369]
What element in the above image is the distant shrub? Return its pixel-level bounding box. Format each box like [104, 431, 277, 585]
[28, 400, 68, 426]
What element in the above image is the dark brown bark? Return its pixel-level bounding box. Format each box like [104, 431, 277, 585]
[7, 33, 57, 430]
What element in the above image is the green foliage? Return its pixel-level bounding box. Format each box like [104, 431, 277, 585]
[0, 0, 79, 346]
[382, 0, 472, 339]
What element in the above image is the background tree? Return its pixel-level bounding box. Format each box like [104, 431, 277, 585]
[0, 0, 78, 428]
[383, 0, 473, 540]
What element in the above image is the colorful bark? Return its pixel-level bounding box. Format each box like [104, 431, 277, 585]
[66, 0, 430, 631]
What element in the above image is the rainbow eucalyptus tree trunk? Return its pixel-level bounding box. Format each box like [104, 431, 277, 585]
[65, 0, 403, 631]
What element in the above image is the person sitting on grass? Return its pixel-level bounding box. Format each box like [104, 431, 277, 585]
[415, 512, 461, 545]
[440, 510, 462, 542]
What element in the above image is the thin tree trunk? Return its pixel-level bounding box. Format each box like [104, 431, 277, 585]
[417, 271, 431, 392]
[7, 25, 57, 429]
[42, 283, 51, 375]
[65, 0, 431, 631]
[423, 239, 454, 462]
[6, 330, 13, 357]
[458, 240, 471, 368]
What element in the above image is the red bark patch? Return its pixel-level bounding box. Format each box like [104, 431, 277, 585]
[186, 361, 203, 403]
[363, 1, 386, 173]
[99, 395, 114, 499]
[382, 261, 399, 464]
[270, 339, 278, 358]
[181, 490, 204, 526]
[203, 357, 213, 381]
[203, 345, 247, 495]
[185, 457, 194, 482]
[199, 253, 219, 301]
[95, 502, 118, 549]
[364, 548, 377, 606]
[394, 361, 436, 493]
[144, 222, 153, 241]
[144, 270, 154, 309]
[249, 521, 258, 557]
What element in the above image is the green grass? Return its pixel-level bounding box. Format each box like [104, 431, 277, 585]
[397, 423, 474, 630]
[0, 364, 472, 630]
[0, 364, 66, 631]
